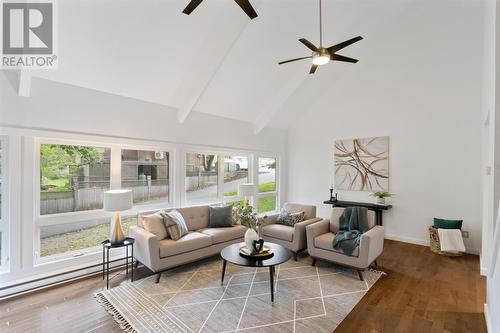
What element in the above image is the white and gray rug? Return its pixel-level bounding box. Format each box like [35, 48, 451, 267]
[96, 255, 383, 333]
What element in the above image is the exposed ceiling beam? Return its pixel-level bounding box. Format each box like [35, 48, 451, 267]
[176, 1, 261, 123]
[253, 70, 307, 134]
[18, 70, 32, 97]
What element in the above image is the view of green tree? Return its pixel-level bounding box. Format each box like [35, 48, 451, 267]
[40, 144, 103, 190]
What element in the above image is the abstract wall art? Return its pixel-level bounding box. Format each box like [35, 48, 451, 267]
[334, 136, 389, 192]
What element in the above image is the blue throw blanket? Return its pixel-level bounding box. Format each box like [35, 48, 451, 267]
[332, 207, 369, 256]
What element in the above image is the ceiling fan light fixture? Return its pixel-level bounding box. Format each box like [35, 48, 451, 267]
[312, 54, 330, 66]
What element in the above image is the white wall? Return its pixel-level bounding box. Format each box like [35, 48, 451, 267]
[287, 0, 485, 252]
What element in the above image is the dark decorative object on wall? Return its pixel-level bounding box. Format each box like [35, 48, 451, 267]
[334, 136, 389, 192]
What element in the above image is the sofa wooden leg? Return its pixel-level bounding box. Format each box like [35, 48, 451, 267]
[293, 252, 298, 261]
[357, 270, 364, 281]
[134, 260, 140, 268]
[312, 258, 317, 266]
[373, 260, 378, 267]
[155, 273, 161, 284]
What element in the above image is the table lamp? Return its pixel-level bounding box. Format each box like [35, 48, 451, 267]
[238, 183, 256, 208]
[104, 189, 133, 244]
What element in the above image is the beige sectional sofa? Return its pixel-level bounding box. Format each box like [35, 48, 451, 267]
[261, 203, 322, 260]
[129, 205, 246, 283]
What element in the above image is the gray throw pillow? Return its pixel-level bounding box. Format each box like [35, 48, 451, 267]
[209, 206, 234, 228]
[163, 210, 189, 240]
[276, 209, 305, 227]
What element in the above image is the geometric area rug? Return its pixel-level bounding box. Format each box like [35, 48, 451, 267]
[96, 255, 383, 333]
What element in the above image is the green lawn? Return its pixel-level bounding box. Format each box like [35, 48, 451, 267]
[40, 217, 137, 257]
[224, 181, 277, 213]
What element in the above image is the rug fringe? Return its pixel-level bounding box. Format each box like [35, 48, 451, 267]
[368, 267, 387, 276]
[95, 292, 137, 333]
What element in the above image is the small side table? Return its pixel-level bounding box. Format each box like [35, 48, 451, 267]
[101, 237, 135, 289]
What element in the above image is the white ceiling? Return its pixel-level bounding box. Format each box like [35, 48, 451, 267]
[28, 0, 486, 131]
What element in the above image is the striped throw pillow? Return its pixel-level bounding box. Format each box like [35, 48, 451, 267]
[163, 210, 189, 241]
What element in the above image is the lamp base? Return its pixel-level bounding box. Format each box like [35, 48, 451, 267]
[110, 212, 126, 244]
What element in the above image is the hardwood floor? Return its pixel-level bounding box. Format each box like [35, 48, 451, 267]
[336, 240, 487, 333]
[0, 240, 486, 333]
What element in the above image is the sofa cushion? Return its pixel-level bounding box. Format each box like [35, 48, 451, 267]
[159, 232, 212, 258]
[164, 210, 189, 241]
[176, 206, 210, 231]
[142, 210, 168, 240]
[314, 232, 360, 257]
[262, 224, 294, 242]
[199, 225, 246, 244]
[209, 206, 234, 227]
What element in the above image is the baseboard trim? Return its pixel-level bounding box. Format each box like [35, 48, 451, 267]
[384, 234, 480, 255]
[480, 267, 488, 276]
[484, 303, 491, 333]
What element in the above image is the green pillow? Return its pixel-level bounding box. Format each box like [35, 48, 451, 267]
[433, 218, 463, 230]
[209, 206, 234, 227]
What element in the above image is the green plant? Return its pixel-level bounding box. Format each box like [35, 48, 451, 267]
[371, 191, 392, 198]
[232, 205, 265, 230]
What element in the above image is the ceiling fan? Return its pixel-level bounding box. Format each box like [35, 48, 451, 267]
[182, 0, 258, 19]
[279, 0, 363, 74]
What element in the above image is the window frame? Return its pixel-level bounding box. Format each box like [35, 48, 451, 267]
[182, 149, 253, 208]
[255, 155, 280, 214]
[34, 138, 175, 264]
[0, 136, 9, 272]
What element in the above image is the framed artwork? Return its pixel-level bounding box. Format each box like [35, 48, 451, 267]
[334, 136, 389, 191]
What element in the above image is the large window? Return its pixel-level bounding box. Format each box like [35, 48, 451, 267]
[121, 149, 169, 205]
[257, 157, 278, 213]
[40, 144, 111, 215]
[185, 153, 219, 205]
[37, 142, 172, 261]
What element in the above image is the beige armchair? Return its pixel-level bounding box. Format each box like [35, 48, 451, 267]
[306, 207, 385, 280]
[261, 203, 322, 260]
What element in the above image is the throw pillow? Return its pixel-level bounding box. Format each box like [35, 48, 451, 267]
[276, 209, 305, 227]
[142, 211, 168, 240]
[433, 218, 463, 230]
[163, 210, 189, 240]
[209, 206, 234, 227]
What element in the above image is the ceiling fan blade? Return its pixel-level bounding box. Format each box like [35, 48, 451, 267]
[278, 56, 312, 65]
[309, 64, 318, 74]
[331, 54, 359, 63]
[299, 38, 318, 51]
[327, 36, 363, 53]
[234, 0, 258, 19]
[183, 0, 204, 15]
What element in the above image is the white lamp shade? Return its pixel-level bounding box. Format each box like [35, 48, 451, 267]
[238, 183, 256, 197]
[104, 189, 133, 212]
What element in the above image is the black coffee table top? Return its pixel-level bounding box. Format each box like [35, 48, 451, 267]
[220, 242, 291, 267]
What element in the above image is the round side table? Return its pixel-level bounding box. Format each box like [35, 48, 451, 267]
[101, 237, 135, 289]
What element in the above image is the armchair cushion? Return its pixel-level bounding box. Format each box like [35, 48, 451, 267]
[159, 232, 212, 258]
[262, 224, 294, 242]
[314, 233, 360, 257]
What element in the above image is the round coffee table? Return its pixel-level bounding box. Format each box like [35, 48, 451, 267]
[220, 242, 292, 302]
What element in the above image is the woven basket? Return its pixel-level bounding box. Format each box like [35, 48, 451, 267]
[428, 226, 463, 257]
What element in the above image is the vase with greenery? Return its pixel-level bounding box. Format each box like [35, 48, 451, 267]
[370, 191, 393, 204]
[233, 205, 265, 252]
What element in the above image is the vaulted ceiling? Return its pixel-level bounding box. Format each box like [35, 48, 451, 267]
[25, 0, 486, 133]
